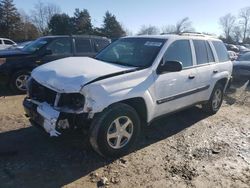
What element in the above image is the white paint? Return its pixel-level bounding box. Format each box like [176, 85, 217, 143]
[37, 102, 60, 137]
[32, 57, 134, 93]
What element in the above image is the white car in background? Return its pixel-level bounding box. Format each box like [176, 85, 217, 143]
[0, 38, 16, 50]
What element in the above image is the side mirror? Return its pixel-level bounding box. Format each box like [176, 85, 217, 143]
[157, 60, 183, 74]
[44, 49, 53, 56]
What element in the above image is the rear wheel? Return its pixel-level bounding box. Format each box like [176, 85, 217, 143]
[89, 103, 141, 158]
[10, 71, 30, 94]
[202, 83, 224, 114]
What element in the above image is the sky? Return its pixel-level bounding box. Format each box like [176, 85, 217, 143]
[14, 0, 250, 35]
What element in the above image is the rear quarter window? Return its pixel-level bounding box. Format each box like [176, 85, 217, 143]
[212, 41, 229, 62]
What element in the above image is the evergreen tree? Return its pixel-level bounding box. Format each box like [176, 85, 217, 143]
[101, 11, 126, 38]
[73, 9, 92, 34]
[0, 0, 22, 40]
[48, 13, 73, 35]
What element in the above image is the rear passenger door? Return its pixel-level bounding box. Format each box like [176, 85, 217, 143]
[73, 37, 96, 57]
[192, 40, 216, 101]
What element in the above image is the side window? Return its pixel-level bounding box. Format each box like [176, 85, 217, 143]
[205, 42, 215, 62]
[4, 40, 14, 45]
[75, 38, 92, 53]
[212, 41, 229, 62]
[47, 38, 72, 55]
[193, 40, 215, 65]
[193, 40, 209, 65]
[0, 40, 2, 44]
[94, 39, 110, 52]
[164, 40, 193, 68]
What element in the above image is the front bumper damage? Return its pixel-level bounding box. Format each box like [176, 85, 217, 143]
[23, 98, 89, 136]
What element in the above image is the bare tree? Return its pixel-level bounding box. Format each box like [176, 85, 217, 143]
[175, 17, 194, 34]
[219, 13, 236, 40]
[232, 26, 242, 44]
[19, 10, 39, 40]
[162, 17, 194, 34]
[31, 1, 60, 35]
[137, 25, 160, 35]
[161, 25, 176, 34]
[239, 7, 250, 43]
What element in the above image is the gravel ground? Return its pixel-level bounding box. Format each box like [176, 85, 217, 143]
[0, 83, 249, 188]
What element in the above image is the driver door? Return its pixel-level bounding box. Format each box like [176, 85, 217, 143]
[154, 40, 198, 117]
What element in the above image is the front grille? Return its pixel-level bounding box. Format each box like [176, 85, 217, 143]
[28, 79, 57, 105]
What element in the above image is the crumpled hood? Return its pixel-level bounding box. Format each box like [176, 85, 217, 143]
[32, 57, 134, 93]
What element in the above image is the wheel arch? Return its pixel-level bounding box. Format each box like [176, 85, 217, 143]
[116, 97, 148, 126]
[215, 77, 229, 92]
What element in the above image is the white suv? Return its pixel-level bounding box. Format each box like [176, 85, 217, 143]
[23, 34, 232, 157]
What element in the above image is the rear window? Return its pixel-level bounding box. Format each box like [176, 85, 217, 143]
[75, 38, 92, 53]
[212, 41, 229, 62]
[94, 39, 110, 52]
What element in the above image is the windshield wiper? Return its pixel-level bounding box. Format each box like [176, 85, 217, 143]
[108, 61, 141, 68]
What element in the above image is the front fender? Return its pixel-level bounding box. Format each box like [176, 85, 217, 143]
[81, 83, 155, 122]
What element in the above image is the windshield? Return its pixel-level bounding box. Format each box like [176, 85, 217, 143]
[22, 38, 49, 53]
[95, 38, 166, 67]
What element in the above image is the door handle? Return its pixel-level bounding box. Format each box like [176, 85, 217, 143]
[188, 75, 195, 79]
[213, 70, 218, 74]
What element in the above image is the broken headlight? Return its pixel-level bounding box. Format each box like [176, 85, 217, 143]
[58, 93, 85, 110]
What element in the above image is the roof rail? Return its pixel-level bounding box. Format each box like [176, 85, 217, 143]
[179, 32, 206, 37]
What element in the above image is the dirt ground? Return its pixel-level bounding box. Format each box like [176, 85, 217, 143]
[0, 83, 249, 188]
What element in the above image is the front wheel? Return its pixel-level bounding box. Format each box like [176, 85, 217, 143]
[89, 103, 141, 158]
[10, 70, 30, 94]
[202, 83, 224, 114]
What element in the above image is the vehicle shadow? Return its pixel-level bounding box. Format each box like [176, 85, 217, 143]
[0, 107, 209, 188]
[0, 85, 19, 97]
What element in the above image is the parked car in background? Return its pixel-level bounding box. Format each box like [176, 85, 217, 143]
[0, 38, 16, 50]
[228, 50, 238, 61]
[238, 45, 250, 54]
[233, 52, 250, 82]
[243, 44, 250, 49]
[225, 44, 239, 53]
[0, 35, 110, 93]
[23, 34, 232, 157]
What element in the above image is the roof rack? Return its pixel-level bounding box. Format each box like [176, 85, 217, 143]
[179, 32, 206, 37]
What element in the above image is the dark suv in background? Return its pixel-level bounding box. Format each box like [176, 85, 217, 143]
[0, 35, 110, 93]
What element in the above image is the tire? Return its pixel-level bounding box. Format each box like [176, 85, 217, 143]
[10, 70, 30, 94]
[89, 103, 141, 158]
[202, 83, 224, 114]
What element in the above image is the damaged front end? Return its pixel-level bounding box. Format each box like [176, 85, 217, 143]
[23, 78, 90, 137]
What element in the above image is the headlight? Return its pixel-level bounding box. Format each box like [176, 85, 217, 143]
[59, 93, 85, 110]
[0, 58, 6, 66]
